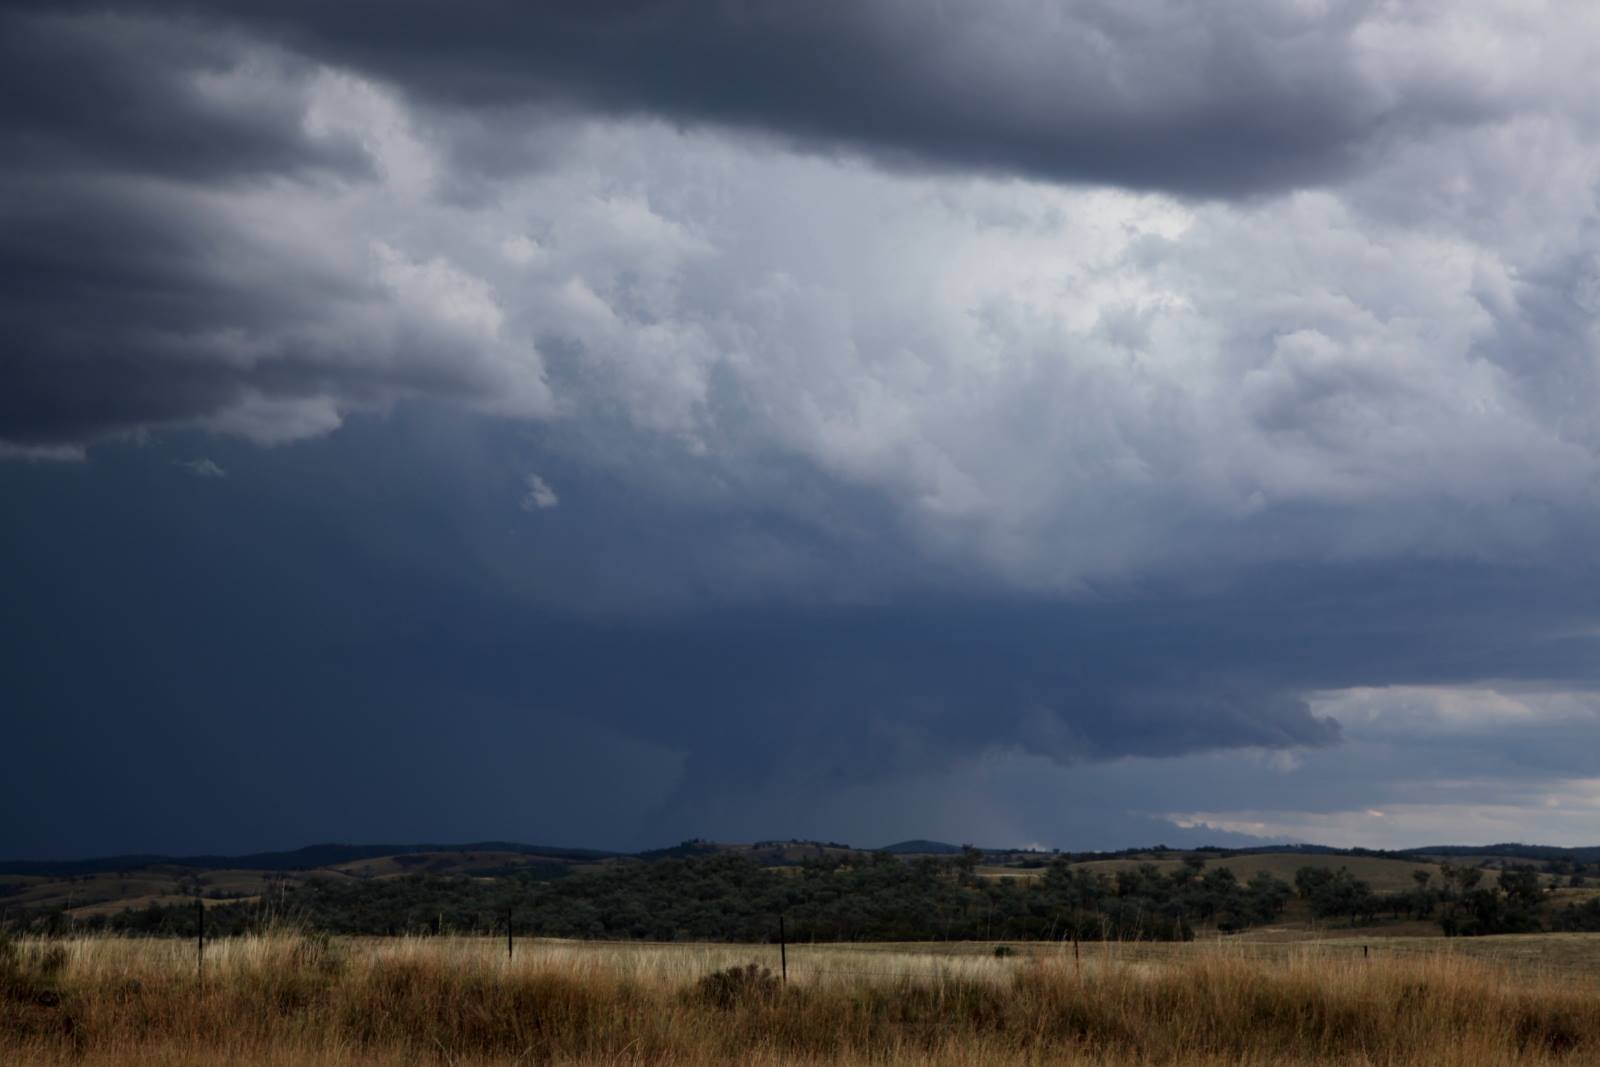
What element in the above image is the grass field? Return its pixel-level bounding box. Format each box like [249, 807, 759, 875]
[7, 932, 1600, 1065]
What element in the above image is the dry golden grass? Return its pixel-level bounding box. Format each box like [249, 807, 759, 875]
[6, 931, 1600, 1065]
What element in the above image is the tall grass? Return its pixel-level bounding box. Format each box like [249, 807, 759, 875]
[4, 930, 1599, 1065]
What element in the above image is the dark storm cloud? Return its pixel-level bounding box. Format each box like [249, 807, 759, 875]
[2, 1, 1587, 452]
[0, 175, 526, 449]
[10, 415, 1600, 858]
[45, 0, 1485, 198]
[0, 8, 367, 182]
[0, 176, 315, 445]
[0, 6, 375, 449]
[0, 7, 555, 452]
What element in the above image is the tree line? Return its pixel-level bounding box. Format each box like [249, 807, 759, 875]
[24, 851, 1288, 942]
[15, 852, 1599, 941]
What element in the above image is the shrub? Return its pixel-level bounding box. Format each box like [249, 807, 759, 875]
[693, 962, 781, 1009]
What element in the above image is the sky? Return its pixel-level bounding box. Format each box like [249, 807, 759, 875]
[5, 0, 1600, 860]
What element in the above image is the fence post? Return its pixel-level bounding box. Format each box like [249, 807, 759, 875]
[1363, 944, 1369, 959]
[196, 898, 205, 984]
[778, 913, 787, 985]
[507, 907, 514, 961]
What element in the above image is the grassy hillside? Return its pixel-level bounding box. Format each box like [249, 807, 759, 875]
[1209, 852, 1497, 892]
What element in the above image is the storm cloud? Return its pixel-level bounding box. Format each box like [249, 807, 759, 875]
[33, 0, 1600, 198]
[4, 1, 1600, 857]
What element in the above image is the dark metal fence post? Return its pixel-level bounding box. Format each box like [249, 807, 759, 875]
[778, 913, 787, 985]
[507, 907, 514, 961]
[196, 898, 205, 984]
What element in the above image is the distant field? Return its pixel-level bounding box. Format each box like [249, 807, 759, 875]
[67, 893, 260, 918]
[977, 865, 1045, 879]
[1202, 852, 1478, 892]
[2, 850, 583, 919]
[2, 874, 198, 912]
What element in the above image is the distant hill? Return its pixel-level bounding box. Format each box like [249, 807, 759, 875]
[0, 841, 618, 878]
[1399, 843, 1600, 864]
[878, 839, 963, 855]
[634, 840, 722, 861]
[636, 839, 867, 865]
[10, 836, 1600, 880]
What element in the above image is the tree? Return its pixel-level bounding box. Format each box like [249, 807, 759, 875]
[1499, 867, 1544, 910]
[1299, 867, 1376, 925]
[1294, 866, 1335, 900]
[956, 845, 983, 884]
[1245, 871, 1292, 921]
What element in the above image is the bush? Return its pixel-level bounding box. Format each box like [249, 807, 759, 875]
[693, 962, 781, 1009]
